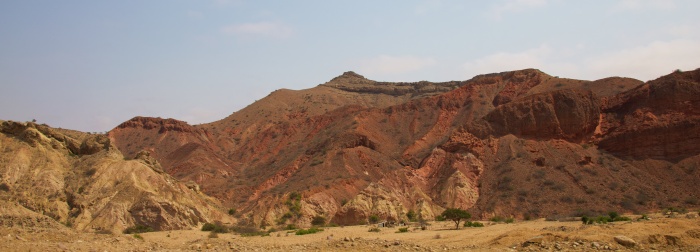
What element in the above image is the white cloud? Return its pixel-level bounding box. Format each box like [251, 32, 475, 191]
[487, 0, 548, 19]
[461, 39, 700, 81]
[358, 55, 437, 76]
[667, 25, 700, 38]
[610, 0, 676, 12]
[221, 22, 293, 38]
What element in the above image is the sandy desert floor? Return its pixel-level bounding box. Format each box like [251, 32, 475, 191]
[1, 212, 699, 251]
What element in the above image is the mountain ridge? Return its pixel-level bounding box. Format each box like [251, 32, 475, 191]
[2, 68, 699, 232]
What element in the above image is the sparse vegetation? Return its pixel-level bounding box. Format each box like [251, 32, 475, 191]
[84, 168, 97, 177]
[201, 222, 228, 233]
[397, 227, 409, 233]
[133, 234, 143, 240]
[581, 212, 631, 225]
[463, 221, 484, 227]
[123, 224, 154, 234]
[232, 225, 269, 237]
[369, 215, 379, 224]
[295, 227, 323, 235]
[406, 210, 417, 222]
[228, 208, 236, 215]
[311, 215, 326, 226]
[368, 227, 381, 232]
[440, 208, 471, 230]
[664, 207, 688, 214]
[0, 183, 9, 192]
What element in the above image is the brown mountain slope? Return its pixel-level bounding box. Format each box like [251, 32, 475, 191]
[108, 68, 700, 228]
[0, 121, 231, 233]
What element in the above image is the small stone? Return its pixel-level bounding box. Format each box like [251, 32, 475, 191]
[664, 235, 682, 246]
[614, 235, 637, 248]
[592, 242, 600, 248]
[648, 234, 664, 244]
[523, 235, 544, 246]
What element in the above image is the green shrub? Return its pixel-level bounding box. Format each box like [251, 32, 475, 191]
[464, 221, 484, 227]
[228, 208, 236, 215]
[582, 212, 631, 225]
[397, 227, 409, 233]
[284, 224, 297, 230]
[369, 215, 379, 224]
[201, 223, 228, 233]
[0, 183, 10, 192]
[233, 225, 267, 237]
[406, 210, 417, 222]
[435, 215, 446, 221]
[295, 227, 323, 235]
[311, 215, 326, 226]
[368, 227, 381, 232]
[123, 224, 154, 234]
[133, 234, 143, 240]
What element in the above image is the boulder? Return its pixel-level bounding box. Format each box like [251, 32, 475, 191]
[614, 235, 636, 248]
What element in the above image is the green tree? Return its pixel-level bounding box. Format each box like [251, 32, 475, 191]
[440, 208, 471, 230]
[368, 215, 379, 224]
[406, 210, 417, 222]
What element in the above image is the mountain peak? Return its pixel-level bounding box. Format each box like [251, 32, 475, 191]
[329, 71, 369, 82]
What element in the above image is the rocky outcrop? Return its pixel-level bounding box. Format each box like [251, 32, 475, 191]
[323, 71, 461, 97]
[470, 89, 600, 141]
[115, 116, 200, 134]
[0, 121, 230, 233]
[491, 69, 546, 106]
[597, 69, 700, 160]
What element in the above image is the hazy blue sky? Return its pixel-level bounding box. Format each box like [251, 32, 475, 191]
[1, 0, 699, 132]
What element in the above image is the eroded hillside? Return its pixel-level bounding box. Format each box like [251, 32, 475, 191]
[0, 121, 231, 233]
[107, 68, 700, 228]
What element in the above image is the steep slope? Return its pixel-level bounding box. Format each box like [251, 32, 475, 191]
[597, 69, 700, 160]
[108, 68, 700, 228]
[0, 121, 231, 234]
